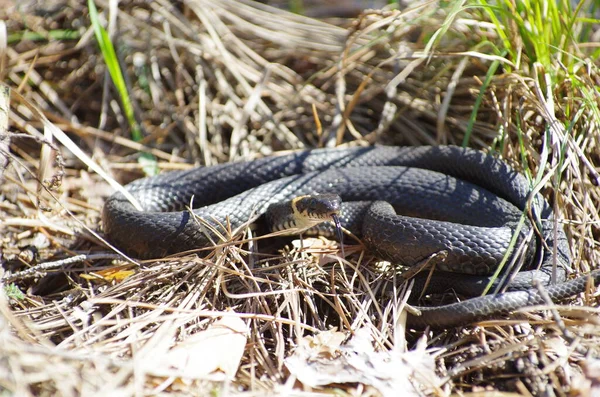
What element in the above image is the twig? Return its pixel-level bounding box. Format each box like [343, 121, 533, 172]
[2, 253, 124, 283]
[0, 84, 9, 182]
[532, 279, 574, 343]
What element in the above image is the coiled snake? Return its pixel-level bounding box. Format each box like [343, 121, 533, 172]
[103, 146, 598, 328]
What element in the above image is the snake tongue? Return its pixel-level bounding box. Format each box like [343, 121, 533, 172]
[331, 214, 344, 258]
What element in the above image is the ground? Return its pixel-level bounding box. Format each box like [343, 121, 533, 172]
[1, 0, 600, 396]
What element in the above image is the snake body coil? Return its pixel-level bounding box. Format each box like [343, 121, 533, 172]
[103, 146, 597, 328]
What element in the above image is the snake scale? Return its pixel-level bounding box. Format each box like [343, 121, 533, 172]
[103, 146, 599, 328]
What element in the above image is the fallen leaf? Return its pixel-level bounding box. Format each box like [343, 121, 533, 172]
[285, 328, 441, 396]
[164, 315, 247, 380]
[80, 266, 136, 282]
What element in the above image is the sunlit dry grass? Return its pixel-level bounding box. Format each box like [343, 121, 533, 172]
[1, 0, 600, 395]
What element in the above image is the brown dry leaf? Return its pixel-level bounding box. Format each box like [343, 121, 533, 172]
[542, 337, 570, 360]
[163, 315, 247, 381]
[291, 237, 361, 266]
[302, 328, 346, 358]
[570, 358, 600, 397]
[285, 328, 441, 396]
[80, 267, 136, 282]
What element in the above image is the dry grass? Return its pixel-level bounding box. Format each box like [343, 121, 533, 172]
[1, 0, 600, 395]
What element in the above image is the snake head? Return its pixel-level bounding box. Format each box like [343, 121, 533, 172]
[267, 194, 342, 233]
[292, 194, 342, 224]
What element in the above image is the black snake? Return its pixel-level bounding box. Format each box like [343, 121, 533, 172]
[103, 146, 598, 328]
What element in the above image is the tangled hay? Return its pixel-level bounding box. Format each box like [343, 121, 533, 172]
[1, 0, 600, 395]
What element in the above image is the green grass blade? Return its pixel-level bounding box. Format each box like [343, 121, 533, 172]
[88, 0, 157, 175]
[8, 29, 80, 43]
[462, 54, 504, 147]
[88, 0, 140, 141]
